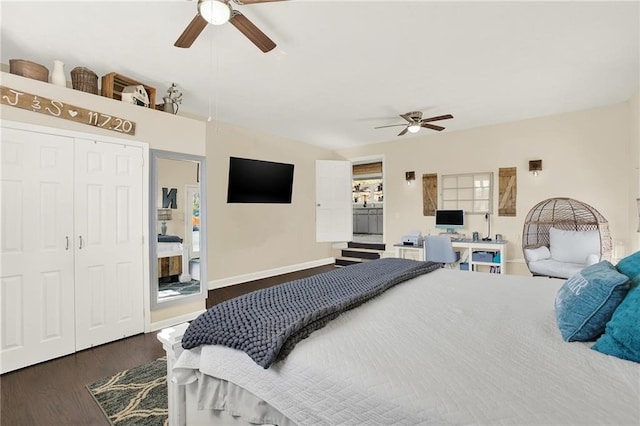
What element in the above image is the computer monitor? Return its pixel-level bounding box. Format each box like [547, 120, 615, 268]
[435, 209, 465, 233]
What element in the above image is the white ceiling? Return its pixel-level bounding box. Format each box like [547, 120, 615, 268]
[1, 1, 639, 150]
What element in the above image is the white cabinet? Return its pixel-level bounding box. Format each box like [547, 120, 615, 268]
[353, 208, 383, 234]
[355, 209, 368, 234]
[1, 124, 146, 373]
[368, 210, 378, 234]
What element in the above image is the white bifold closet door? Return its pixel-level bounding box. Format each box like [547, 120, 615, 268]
[0, 127, 144, 373]
[1, 128, 76, 372]
[74, 139, 144, 351]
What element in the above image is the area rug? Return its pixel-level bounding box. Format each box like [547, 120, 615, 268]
[87, 357, 168, 426]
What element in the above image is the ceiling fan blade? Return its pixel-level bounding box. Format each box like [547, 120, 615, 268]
[421, 123, 445, 132]
[421, 114, 454, 123]
[374, 123, 407, 129]
[398, 127, 409, 136]
[235, 0, 288, 4]
[229, 11, 276, 52]
[400, 112, 418, 123]
[175, 14, 208, 48]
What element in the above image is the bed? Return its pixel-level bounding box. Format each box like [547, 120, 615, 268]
[157, 234, 184, 259]
[157, 235, 184, 288]
[158, 259, 639, 426]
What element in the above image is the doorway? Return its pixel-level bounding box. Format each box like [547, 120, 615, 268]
[351, 159, 384, 244]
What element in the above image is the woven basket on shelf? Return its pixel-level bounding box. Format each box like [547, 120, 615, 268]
[70, 67, 99, 94]
[9, 59, 49, 82]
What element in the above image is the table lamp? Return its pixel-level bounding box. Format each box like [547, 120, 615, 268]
[157, 208, 172, 235]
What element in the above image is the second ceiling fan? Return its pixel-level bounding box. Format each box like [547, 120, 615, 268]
[175, 0, 286, 52]
[375, 111, 454, 136]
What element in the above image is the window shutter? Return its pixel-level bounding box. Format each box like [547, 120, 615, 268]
[498, 167, 517, 216]
[422, 173, 438, 216]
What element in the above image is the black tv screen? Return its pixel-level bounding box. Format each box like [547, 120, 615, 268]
[227, 157, 294, 203]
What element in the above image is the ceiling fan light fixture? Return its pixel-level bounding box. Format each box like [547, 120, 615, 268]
[199, 0, 232, 25]
[407, 123, 421, 133]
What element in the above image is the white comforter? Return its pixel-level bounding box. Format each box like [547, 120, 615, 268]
[174, 268, 639, 425]
[157, 242, 183, 258]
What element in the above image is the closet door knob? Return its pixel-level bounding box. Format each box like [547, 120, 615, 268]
[65, 236, 69, 250]
[79, 236, 83, 249]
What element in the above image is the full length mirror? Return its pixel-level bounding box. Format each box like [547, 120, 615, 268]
[150, 149, 207, 309]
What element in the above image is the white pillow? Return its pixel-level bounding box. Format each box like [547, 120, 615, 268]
[549, 228, 600, 264]
[585, 253, 600, 266]
[524, 246, 551, 262]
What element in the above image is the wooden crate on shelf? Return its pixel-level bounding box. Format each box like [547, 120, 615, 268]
[101, 72, 156, 108]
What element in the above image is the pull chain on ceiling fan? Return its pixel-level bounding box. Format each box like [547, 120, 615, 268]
[374, 111, 454, 136]
[175, 0, 286, 52]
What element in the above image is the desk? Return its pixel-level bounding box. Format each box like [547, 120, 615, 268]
[394, 239, 508, 274]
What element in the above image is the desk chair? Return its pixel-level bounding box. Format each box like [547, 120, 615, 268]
[424, 235, 458, 268]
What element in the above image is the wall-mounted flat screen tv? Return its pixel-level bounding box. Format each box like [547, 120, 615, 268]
[227, 156, 294, 204]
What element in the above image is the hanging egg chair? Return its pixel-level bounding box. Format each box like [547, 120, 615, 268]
[522, 197, 612, 274]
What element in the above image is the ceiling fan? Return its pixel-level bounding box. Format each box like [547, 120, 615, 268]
[374, 111, 454, 136]
[175, 0, 286, 52]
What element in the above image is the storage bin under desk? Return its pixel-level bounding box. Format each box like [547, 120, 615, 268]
[453, 240, 507, 274]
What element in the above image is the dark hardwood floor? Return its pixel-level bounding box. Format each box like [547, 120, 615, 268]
[0, 333, 164, 426]
[207, 264, 336, 308]
[0, 264, 336, 426]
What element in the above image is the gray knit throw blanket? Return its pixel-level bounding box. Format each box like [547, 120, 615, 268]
[182, 258, 441, 368]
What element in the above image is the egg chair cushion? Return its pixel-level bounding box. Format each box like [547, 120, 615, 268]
[549, 228, 600, 264]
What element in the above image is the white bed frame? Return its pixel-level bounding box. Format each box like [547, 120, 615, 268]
[158, 323, 278, 426]
[157, 323, 189, 426]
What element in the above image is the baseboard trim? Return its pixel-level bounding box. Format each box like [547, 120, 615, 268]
[147, 309, 206, 332]
[208, 257, 336, 290]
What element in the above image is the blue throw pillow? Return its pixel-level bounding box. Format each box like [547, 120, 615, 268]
[555, 261, 630, 342]
[616, 250, 640, 280]
[592, 278, 640, 363]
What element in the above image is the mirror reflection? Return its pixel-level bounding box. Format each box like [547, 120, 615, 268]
[151, 150, 206, 308]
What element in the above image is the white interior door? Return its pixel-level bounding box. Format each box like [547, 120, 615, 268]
[0, 128, 75, 373]
[315, 160, 352, 242]
[74, 139, 144, 350]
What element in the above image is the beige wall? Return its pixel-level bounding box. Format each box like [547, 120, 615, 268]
[336, 99, 638, 273]
[205, 121, 338, 282]
[157, 158, 198, 238]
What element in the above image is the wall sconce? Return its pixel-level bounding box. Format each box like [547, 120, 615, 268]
[529, 160, 542, 176]
[157, 208, 172, 235]
[405, 171, 416, 185]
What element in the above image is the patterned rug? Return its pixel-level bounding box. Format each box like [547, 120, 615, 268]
[87, 357, 168, 426]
